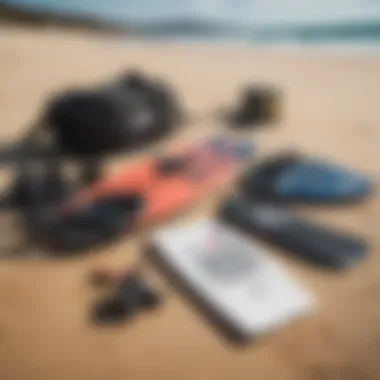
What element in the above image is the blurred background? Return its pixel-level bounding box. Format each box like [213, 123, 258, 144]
[1, 0, 380, 51]
[0, 2, 379, 380]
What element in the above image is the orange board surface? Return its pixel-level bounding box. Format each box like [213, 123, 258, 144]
[72, 136, 253, 228]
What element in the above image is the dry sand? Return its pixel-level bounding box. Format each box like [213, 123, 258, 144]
[0, 26, 379, 380]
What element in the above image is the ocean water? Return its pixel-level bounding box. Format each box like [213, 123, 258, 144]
[5, 0, 380, 52]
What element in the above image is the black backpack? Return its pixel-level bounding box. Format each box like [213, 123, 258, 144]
[44, 71, 183, 157]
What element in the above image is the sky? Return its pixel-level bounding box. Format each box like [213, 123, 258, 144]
[6, 0, 380, 26]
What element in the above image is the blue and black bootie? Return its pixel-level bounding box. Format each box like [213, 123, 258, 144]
[240, 152, 374, 204]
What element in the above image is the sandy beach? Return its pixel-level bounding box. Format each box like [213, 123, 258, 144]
[0, 25, 379, 380]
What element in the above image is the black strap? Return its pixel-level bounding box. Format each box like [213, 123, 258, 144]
[25, 194, 144, 253]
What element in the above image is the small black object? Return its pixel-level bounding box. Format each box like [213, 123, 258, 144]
[92, 273, 162, 325]
[219, 196, 368, 270]
[25, 194, 144, 253]
[155, 156, 189, 175]
[0, 141, 58, 166]
[0, 157, 72, 212]
[225, 85, 281, 127]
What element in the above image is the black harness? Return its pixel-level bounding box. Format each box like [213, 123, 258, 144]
[1, 71, 182, 255]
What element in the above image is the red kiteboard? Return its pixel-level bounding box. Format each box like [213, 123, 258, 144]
[70, 135, 254, 228]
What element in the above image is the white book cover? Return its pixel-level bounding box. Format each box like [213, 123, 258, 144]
[150, 219, 315, 340]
